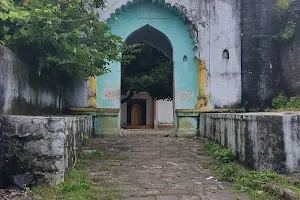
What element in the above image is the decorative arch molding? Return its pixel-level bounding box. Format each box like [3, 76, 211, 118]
[125, 24, 173, 60]
[98, 0, 199, 57]
[96, 0, 199, 113]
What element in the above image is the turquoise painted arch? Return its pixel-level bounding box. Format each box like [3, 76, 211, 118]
[97, 1, 198, 112]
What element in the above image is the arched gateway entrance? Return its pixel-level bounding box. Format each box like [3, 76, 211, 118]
[95, 0, 198, 135]
[121, 25, 174, 129]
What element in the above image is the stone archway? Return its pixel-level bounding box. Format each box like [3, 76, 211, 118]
[121, 24, 174, 129]
[96, 1, 198, 134]
[85, 0, 243, 136]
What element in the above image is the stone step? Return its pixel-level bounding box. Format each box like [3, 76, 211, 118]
[121, 129, 176, 136]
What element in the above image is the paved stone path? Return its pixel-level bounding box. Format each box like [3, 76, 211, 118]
[87, 134, 248, 200]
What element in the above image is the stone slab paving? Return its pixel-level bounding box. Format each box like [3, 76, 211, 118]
[87, 135, 248, 200]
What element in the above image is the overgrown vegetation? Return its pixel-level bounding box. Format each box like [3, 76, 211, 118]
[274, 0, 297, 41]
[272, 92, 300, 110]
[276, 0, 295, 15]
[121, 43, 173, 103]
[30, 150, 128, 200]
[205, 141, 300, 199]
[0, 0, 139, 93]
[274, 21, 296, 41]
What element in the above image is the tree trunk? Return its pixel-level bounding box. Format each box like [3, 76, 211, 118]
[121, 91, 134, 103]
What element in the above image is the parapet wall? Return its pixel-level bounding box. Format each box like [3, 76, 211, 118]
[0, 115, 93, 187]
[199, 112, 300, 173]
[0, 45, 90, 115]
[0, 45, 62, 115]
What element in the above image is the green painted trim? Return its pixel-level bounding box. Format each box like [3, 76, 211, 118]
[66, 107, 119, 116]
[94, 113, 119, 136]
[175, 108, 245, 113]
[67, 107, 119, 112]
[176, 112, 200, 117]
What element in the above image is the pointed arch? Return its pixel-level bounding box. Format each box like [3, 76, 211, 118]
[125, 24, 173, 60]
[97, 0, 198, 114]
[100, 0, 198, 56]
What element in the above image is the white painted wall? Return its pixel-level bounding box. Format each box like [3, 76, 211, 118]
[198, 0, 241, 108]
[156, 100, 173, 124]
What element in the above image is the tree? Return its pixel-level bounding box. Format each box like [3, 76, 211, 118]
[0, 0, 125, 92]
[121, 43, 173, 103]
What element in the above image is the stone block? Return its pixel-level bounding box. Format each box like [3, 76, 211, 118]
[0, 115, 92, 185]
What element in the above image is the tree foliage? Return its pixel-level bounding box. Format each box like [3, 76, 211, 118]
[274, 0, 297, 42]
[121, 44, 173, 102]
[0, 0, 128, 92]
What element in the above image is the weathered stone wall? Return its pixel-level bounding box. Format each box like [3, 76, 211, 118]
[241, 0, 281, 108]
[0, 115, 93, 187]
[0, 45, 62, 115]
[199, 112, 300, 173]
[279, 1, 300, 96]
[0, 45, 90, 115]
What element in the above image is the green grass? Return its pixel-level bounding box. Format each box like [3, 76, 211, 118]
[29, 150, 127, 200]
[31, 169, 100, 200]
[205, 141, 300, 200]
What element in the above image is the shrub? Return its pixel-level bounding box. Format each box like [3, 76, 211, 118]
[272, 92, 288, 109]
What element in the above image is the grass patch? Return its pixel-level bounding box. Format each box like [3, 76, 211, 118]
[30, 149, 125, 200]
[205, 141, 300, 200]
[32, 169, 100, 200]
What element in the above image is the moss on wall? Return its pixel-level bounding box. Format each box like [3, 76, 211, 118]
[0, 45, 63, 115]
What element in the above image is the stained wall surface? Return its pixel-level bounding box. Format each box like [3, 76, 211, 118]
[0, 45, 90, 115]
[0, 46, 62, 114]
[96, 0, 242, 112]
[199, 112, 300, 173]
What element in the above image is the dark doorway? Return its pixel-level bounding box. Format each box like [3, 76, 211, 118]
[127, 99, 146, 126]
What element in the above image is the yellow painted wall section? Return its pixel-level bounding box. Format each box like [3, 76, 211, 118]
[196, 60, 208, 109]
[89, 76, 97, 108]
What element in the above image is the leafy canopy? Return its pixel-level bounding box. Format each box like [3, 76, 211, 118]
[0, 0, 129, 92]
[121, 44, 173, 101]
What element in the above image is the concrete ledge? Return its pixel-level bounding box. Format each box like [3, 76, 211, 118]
[67, 107, 119, 116]
[176, 108, 245, 113]
[0, 115, 93, 186]
[199, 112, 300, 173]
[67, 107, 120, 136]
